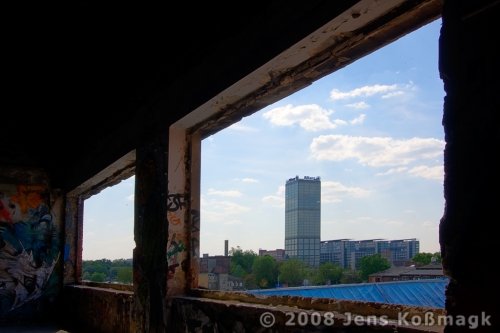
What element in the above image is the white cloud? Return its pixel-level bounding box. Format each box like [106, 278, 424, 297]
[382, 91, 404, 99]
[242, 178, 259, 183]
[357, 217, 372, 220]
[210, 200, 250, 214]
[201, 199, 250, 222]
[310, 135, 444, 167]
[376, 167, 408, 176]
[262, 104, 347, 131]
[408, 165, 443, 181]
[208, 188, 243, 197]
[224, 220, 243, 225]
[262, 195, 285, 208]
[404, 210, 415, 213]
[228, 123, 259, 132]
[127, 194, 134, 200]
[387, 221, 404, 225]
[276, 186, 285, 196]
[349, 114, 366, 125]
[345, 168, 353, 172]
[330, 84, 398, 100]
[322, 221, 336, 225]
[345, 102, 370, 109]
[322, 181, 371, 203]
[422, 221, 438, 230]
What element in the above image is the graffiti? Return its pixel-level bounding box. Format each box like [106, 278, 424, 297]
[190, 209, 200, 262]
[190, 209, 200, 233]
[0, 186, 60, 318]
[168, 263, 179, 275]
[167, 233, 184, 277]
[167, 193, 188, 212]
[167, 211, 181, 226]
[167, 240, 184, 258]
[189, 209, 200, 288]
[0, 192, 22, 226]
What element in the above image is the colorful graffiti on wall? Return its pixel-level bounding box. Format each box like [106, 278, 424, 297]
[0, 185, 60, 318]
[166, 193, 189, 279]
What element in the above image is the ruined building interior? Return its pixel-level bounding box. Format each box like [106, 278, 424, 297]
[1, 0, 498, 332]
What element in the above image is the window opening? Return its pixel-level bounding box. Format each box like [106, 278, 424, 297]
[81, 175, 135, 284]
[198, 18, 445, 295]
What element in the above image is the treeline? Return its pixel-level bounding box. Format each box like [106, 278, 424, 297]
[82, 258, 133, 284]
[229, 246, 412, 289]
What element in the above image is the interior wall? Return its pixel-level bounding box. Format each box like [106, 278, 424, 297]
[0, 171, 63, 321]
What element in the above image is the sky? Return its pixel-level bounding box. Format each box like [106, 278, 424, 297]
[83, 18, 445, 260]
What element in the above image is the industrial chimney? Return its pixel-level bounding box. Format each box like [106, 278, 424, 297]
[224, 240, 228, 257]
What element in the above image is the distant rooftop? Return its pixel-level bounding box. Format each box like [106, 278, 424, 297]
[286, 175, 321, 183]
[247, 279, 449, 308]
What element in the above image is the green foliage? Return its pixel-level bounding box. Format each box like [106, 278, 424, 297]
[111, 258, 132, 267]
[230, 246, 258, 277]
[273, 260, 283, 284]
[82, 271, 90, 280]
[340, 269, 362, 284]
[252, 255, 276, 288]
[313, 262, 343, 285]
[279, 258, 307, 287]
[244, 274, 258, 290]
[116, 267, 133, 284]
[110, 267, 120, 280]
[411, 252, 442, 265]
[358, 254, 391, 281]
[232, 264, 246, 279]
[82, 258, 133, 282]
[90, 272, 106, 282]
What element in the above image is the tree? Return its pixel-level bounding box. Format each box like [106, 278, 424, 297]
[244, 274, 258, 290]
[82, 260, 109, 277]
[90, 272, 106, 282]
[357, 254, 390, 281]
[313, 262, 343, 285]
[279, 258, 307, 287]
[116, 267, 133, 284]
[232, 264, 247, 279]
[82, 271, 90, 280]
[112, 258, 132, 267]
[340, 269, 362, 284]
[252, 255, 276, 288]
[411, 252, 442, 265]
[230, 246, 258, 277]
[110, 267, 120, 280]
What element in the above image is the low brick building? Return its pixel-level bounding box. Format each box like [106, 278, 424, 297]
[369, 263, 445, 283]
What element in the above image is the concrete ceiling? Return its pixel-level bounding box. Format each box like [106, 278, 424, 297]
[4, 0, 440, 191]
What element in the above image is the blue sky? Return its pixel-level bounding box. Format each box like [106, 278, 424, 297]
[83, 19, 444, 260]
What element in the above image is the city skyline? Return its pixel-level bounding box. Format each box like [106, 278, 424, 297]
[82, 19, 444, 260]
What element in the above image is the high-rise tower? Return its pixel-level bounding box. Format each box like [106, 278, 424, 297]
[284, 175, 321, 267]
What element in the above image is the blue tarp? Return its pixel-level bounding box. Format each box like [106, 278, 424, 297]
[247, 279, 449, 308]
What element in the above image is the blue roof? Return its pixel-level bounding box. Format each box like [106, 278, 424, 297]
[247, 279, 449, 308]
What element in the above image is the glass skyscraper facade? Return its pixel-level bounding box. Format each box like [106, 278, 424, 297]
[285, 176, 321, 267]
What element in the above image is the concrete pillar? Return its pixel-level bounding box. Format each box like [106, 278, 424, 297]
[439, 1, 499, 331]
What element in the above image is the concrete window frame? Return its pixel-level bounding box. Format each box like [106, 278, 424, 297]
[166, 0, 443, 298]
